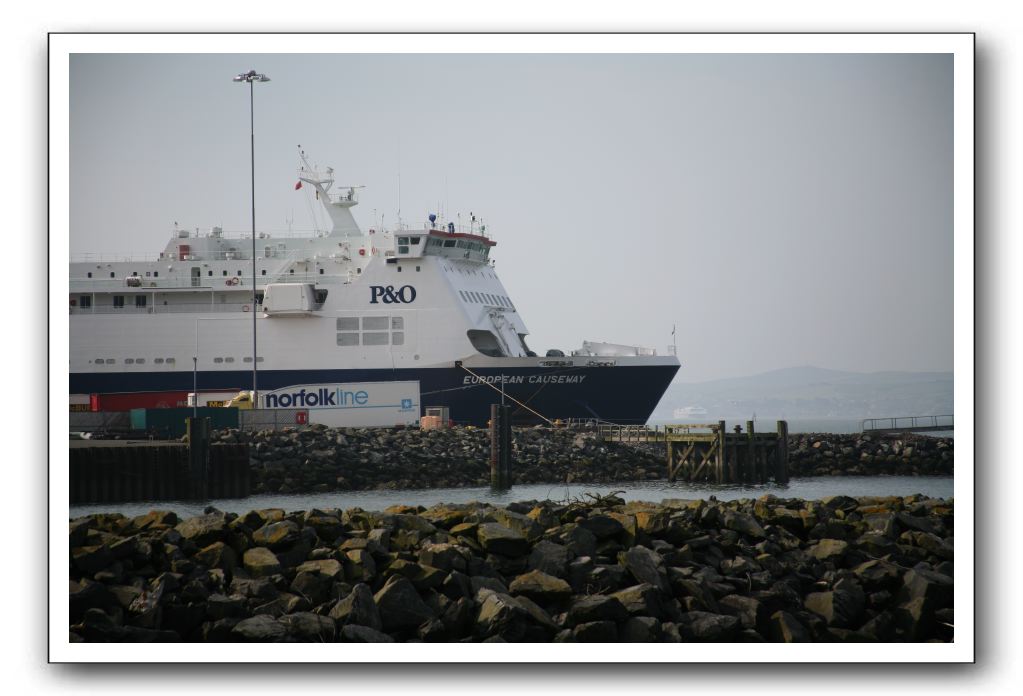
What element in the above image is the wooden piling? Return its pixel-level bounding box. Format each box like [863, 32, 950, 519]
[775, 420, 789, 484]
[490, 404, 512, 490]
[716, 420, 726, 484]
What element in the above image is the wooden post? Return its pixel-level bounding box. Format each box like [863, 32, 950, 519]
[667, 441, 676, 482]
[500, 404, 512, 488]
[748, 419, 757, 483]
[490, 404, 512, 490]
[775, 420, 789, 484]
[187, 417, 210, 500]
[717, 420, 727, 484]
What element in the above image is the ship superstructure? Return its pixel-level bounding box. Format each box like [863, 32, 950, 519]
[70, 149, 679, 424]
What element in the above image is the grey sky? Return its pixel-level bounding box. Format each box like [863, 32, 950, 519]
[69, 53, 953, 382]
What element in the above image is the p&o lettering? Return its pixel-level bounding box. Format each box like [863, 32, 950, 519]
[370, 285, 417, 304]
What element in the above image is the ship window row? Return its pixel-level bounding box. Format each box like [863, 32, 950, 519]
[458, 290, 514, 309]
[84, 272, 161, 279]
[92, 357, 176, 365]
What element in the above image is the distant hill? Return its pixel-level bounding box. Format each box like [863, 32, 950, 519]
[653, 366, 953, 420]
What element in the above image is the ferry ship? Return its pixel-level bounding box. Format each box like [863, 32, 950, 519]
[69, 149, 680, 425]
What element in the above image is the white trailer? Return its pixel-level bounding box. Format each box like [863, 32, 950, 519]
[259, 381, 420, 427]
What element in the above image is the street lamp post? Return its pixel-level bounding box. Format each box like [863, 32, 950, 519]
[233, 69, 270, 409]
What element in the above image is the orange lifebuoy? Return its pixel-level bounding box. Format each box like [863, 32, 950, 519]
[296, 411, 308, 425]
[242, 304, 250, 312]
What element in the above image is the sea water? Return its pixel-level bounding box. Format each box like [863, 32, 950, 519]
[68, 475, 953, 520]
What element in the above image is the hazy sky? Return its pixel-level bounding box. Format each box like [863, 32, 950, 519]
[68, 53, 953, 382]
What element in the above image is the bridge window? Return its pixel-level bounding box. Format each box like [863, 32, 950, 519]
[153, 271, 159, 277]
[363, 332, 388, 346]
[337, 317, 359, 331]
[337, 333, 359, 346]
[87, 272, 92, 278]
[391, 317, 404, 330]
[362, 316, 388, 330]
[410, 237, 420, 245]
[443, 240, 456, 248]
[113, 296, 124, 308]
[79, 296, 92, 308]
[135, 296, 146, 308]
[392, 331, 404, 345]
[222, 270, 228, 276]
[110, 272, 115, 278]
[209, 270, 213, 276]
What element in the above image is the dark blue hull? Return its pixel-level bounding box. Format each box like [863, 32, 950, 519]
[70, 363, 679, 426]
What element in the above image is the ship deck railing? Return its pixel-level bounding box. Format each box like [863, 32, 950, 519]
[70, 272, 352, 293]
[70, 302, 325, 316]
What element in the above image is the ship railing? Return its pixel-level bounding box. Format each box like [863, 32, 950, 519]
[70, 301, 329, 315]
[70, 273, 352, 292]
[71, 253, 162, 263]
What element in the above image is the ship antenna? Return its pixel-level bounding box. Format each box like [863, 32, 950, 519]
[397, 135, 402, 228]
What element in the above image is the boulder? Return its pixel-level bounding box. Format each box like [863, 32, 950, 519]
[619, 545, 670, 594]
[573, 620, 618, 642]
[678, 611, 740, 642]
[808, 539, 849, 562]
[508, 570, 573, 602]
[330, 583, 383, 630]
[611, 584, 664, 618]
[242, 547, 282, 578]
[373, 575, 434, 631]
[566, 594, 628, 625]
[722, 511, 767, 539]
[477, 523, 529, 557]
[192, 541, 237, 571]
[175, 513, 227, 547]
[340, 624, 395, 642]
[295, 559, 344, 579]
[578, 514, 625, 540]
[621, 616, 660, 642]
[475, 590, 529, 641]
[231, 614, 289, 642]
[251, 520, 301, 550]
[528, 541, 571, 578]
[279, 612, 337, 642]
[769, 610, 810, 642]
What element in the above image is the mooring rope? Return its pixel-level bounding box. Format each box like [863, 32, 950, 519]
[456, 363, 554, 425]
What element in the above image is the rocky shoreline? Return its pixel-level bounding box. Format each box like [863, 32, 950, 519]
[70, 493, 953, 643]
[212, 426, 953, 495]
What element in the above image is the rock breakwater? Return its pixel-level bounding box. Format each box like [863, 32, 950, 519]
[218, 426, 953, 494]
[69, 493, 953, 642]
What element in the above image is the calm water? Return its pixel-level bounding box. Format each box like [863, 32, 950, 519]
[68, 475, 953, 519]
[650, 417, 953, 437]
